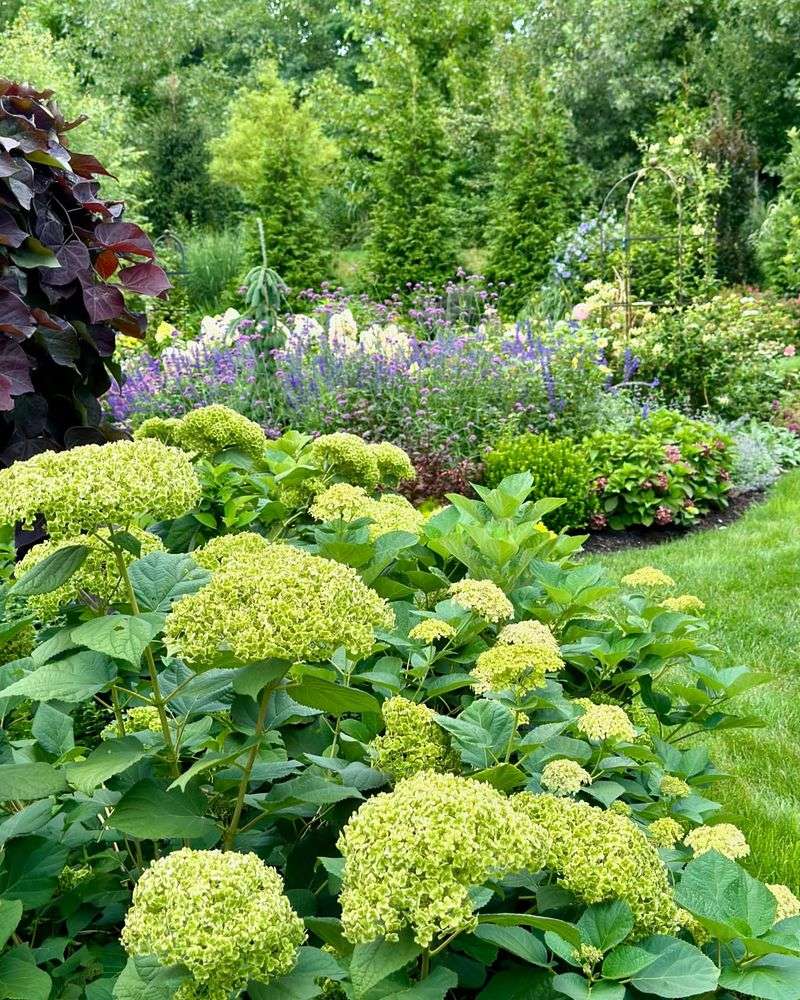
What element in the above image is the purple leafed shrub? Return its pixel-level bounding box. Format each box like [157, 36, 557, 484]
[0, 80, 169, 464]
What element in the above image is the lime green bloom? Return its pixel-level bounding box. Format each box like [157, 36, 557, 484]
[498, 619, 559, 652]
[514, 793, 677, 938]
[0, 440, 200, 538]
[574, 699, 637, 743]
[408, 618, 455, 644]
[16, 527, 164, 620]
[648, 817, 685, 848]
[59, 865, 92, 890]
[100, 706, 163, 741]
[472, 643, 562, 698]
[661, 594, 705, 614]
[192, 532, 287, 571]
[309, 432, 381, 490]
[367, 494, 424, 539]
[621, 566, 676, 589]
[0, 623, 35, 665]
[768, 883, 800, 922]
[610, 800, 632, 816]
[448, 578, 514, 623]
[541, 759, 592, 795]
[370, 697, 453, 781]
[660, 775, 691, 799]
[683, 823, 749, 860]
[337, 772, 549, 947]
[165, 546, 393, 667]
[370, 441, 416, 484]
[121, 848, 304, 1000]
[309, 485, 423, 539]
[133, 416, 182, 446]
[572, 944, 604, 975]
[173, 404, 267, 461]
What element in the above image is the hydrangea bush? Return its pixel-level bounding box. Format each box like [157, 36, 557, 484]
[0, 416, 795, 998]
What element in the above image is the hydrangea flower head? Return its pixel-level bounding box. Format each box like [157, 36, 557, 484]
[16, 527, 164, 620]
[121, 848, 304, 999]
[472, 643, 562, 698]
[514, 793, 676, 937]
[165, 545, 393, 666]
[498, 619, 559, 652]
[192, 532, 287, 571]
[338, 772, 549, 947]
[660, 775, 691, 799]
[0, 440, 200, 538]
[0, 623, 35, 665]
[661, 594, 705, 614]
[100, 706, 164, 741]
[370, 697, 454, 780]
[621, 567, 676, 589]
[541, 759, 592, 795]
[309, 483, 373, 523]
[574, 699, 636, 743]
[683, 823, 750, 860]
[448, 578, 514, 623]
[370, 441, 416, 484]
[408, 618, 455, 644]
[648, 817, 684, 848]
[133, 416, 182, 445]
[309, 432, 381, 490]
[172, 404, 268, 461]
[768, 884, 800, 922]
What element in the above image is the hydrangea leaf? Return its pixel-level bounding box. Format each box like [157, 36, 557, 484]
[10, 544, 89, 597]
[127, 551, 210, 613]
[0, 948, 51, 1000]
[109, 779, 219, 841]
[71, 614, 163, 667]
[348, 932, 422, 998]
[0, 651, 116, 703]
[64, 736, 150, 795]
[628, 936, 719, 997]
[0, 763, 67, 801]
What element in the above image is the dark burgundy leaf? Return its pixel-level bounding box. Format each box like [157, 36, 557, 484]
[81, 281, 124, 323]
[0, 373, 13, 412]
[34, 316, 80, 369]
[70, 179, 111, 215]
[0, 151, 17, 178]
[0, 287, 35, 337]
[0, 338, 32, 398]
[7, 175, 33, 210]
[68, 151, 112, 179]
[109, 308, 145, 340]
[118, 261, 171, 297]
[94, 222, 155, 259]
[42, 240, 91, 287]
[0, 208, 26, 247]
[95, 248, 118, 279]
[34, 215, 64, 247]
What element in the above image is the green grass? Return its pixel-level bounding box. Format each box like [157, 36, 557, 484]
[591, 472, 800, 889]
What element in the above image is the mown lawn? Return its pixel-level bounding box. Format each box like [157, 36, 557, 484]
[591, 471, 800, 889]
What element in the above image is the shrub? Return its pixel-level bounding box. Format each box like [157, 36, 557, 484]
[0, 81, 169, 466]
[585, 409, 734, 530]
[630, 289, 800, 418]
[484, 434, 597, 531]
[0, 442, 786, 998]
[756, 128, 800, 293]
[722, 416, 800, 493]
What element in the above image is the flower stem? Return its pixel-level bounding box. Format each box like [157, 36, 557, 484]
[223, 681, 277, 851]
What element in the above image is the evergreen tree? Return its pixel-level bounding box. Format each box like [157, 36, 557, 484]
[209, 61, 337, 290]
[485, 79, 587, 314]
[364, 81, 458, 296]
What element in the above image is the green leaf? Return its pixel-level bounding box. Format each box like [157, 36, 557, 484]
[109, 779, 219, 841]
[436, 700, 516, 768]
[479, 913, 582, 948]
[289, 678, 380, 716]
[675, 850, 777, 941]
[0, 949, 52, 1000]
[113, 956, 188, 1000]
[478, 968, 559, 999]
[0, 762, 66, 800]
[231, 660, 290, 699]
[718, 955, 800, 999]
[0, 899, 22, 950]
[471, 763, 528, 792]
[628, 935, 720, 997]
[249, 947, 344, 999]
[474, 923, 549, 966]
[601, 944, 657, 980]
[10, 544, 89, 597]
[71, 614, 162, 666]
[577, 901, 634, 952]
[64, 736, 149, 795]
[348, 933, 421, 998]
[31, 703, 74, 756]
[0, 650, 115, 702]
[0, 837, 69, 909]
[128, 552, 211, 613]
[381, 967, 458, 998]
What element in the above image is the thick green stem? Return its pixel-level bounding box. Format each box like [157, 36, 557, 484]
[223, 682, 276, 850]
[112, 542, 179, 776]
[420, 951, 431, 981]
[503, 709, 520, 763]
[110, 685, 126, 736]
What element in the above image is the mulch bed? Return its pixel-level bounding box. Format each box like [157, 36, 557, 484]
[582, 489, 765, 555]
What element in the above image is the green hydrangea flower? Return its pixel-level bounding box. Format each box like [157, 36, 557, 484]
[661, 594, 705, 614]
[573, 699, 637, 743]
[370, 697, 454, 781]
[683, 823, 749, 860]
[15, 527, 164, 620]
[133, 416, 182, 446]
[172, 404, 267, 461]
[498, 620, 559, 651]
[121, 848, 304, 999]
[768, 883, 800, 922]
[0, 623, 35, 665]
[192, 532, 288, 571]
[514, 793, 677, 938]
[0, 440, 200, 538]
[309, 432, 382, 490]
[541, 759, 592, 795]
[660, 775, 691, 799]
[621, 567, 675, 589]
[408, 618, 455, 644]
[165, 545, 393, 667]
[370, 441, 416, 484]
[310, 485, 423, 539]
[448, 579, 514, 623]
[648, 817, 684, 848]
[471, 643, 562, 698]
[100, 706, 164, 741]
[338, 771, 549, 947]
